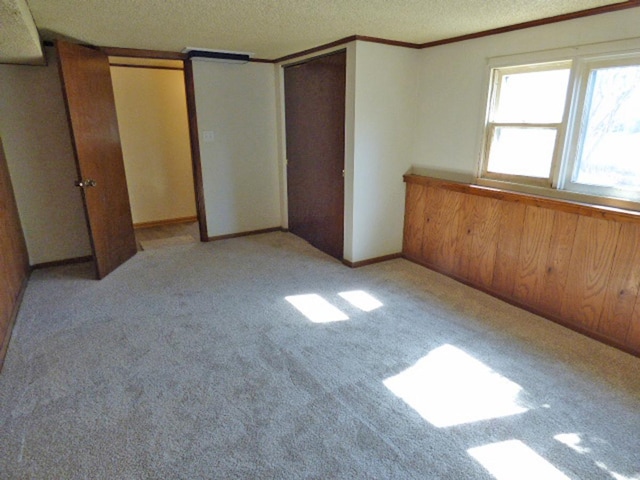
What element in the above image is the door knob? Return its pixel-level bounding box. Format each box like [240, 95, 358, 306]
[74, 179, 97, 188]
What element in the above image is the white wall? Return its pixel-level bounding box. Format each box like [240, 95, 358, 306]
[413, 7, 640, 177]
[0, 47, 91, 265]
[111, 66, 196, 225]
[192, 60, 281, 237]
[349, 41, 419, 262]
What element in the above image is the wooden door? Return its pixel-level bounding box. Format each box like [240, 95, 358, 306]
[57, 40, 137, 279]
[284, 51, 346, 260]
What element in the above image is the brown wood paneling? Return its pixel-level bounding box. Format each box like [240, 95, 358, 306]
[597, 223, 640, 342]
[0, 137, 29, 370]
[466, 195, 501, 289]
[537, 211, 579, 316]
[403, 174, 640, 224]
[421, 185, 444, 265]
[403, 182, 427, 258]
[403, 175, 640, 356]
[431, 189, 465, 277]
[561, 217, 620, 331]
[628, 297, 640, 348]
[513, 206, 555, 307]
[57, 40, 137, 279]
[492, 201, 526, 297]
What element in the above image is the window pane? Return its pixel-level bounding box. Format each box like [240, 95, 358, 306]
[573, 65, 640, 190]
[494, 68, 570, 123]
[487, 127, 556, 178]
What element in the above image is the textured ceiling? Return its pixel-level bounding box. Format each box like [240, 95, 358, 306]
[13, 0, 634, 61]
[0, 0, 43, 64]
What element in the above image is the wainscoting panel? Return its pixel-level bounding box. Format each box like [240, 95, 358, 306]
[403, 174, 640, 356]
[0, 137, 29, 370]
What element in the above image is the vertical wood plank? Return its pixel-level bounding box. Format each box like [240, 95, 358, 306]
[421, 185, 444, 265]
[537, 211, 579, 316]
[402, 183, 427, 258]
[561, 216, 620, 331]
[0, 137, 30, 368]
[492, 201, 526, 297]
[597, 223, 640, 342]
[451, 193, 476, 279]
[627, 296, 640, 351]
[513, 206, 555, 306]
[433, 189, 465, 277]
[467, 196, 501, 289]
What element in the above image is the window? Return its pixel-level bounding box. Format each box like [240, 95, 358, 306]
[481, 46, 640, 207]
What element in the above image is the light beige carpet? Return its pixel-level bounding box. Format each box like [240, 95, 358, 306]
[0, 232, 638, 479]
[139, 234, 195, 251]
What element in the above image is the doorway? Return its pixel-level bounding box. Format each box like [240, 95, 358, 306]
[109, 57, 199, 250]
[284, 50, 346, 260]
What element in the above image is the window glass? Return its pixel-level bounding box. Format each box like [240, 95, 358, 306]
[494, 69, 570, 123]
[487, 127, 557, 178]
[572, 65, 640, 190]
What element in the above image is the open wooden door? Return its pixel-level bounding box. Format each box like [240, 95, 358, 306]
[57, 40, 137, 279]
[284, 51, 346, 260]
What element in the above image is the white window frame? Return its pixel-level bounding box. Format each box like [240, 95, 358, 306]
[560, 52, 640, 203]
[478, 38, 640, 211]
[481, 60, 573, 188]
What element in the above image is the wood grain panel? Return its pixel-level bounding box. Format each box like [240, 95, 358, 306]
[537, 211, 579, 316]
[597, 223, 640, 342]
[421, 185, 445, 265]
[561, 217, 620, 331]
[404, 174, 640, 224]
[628, 298, 640, 348]
[57, 40, 137, 278]
[402, 175, 640, 356]
[492, 202, 526, 296]
[513, 206, 555, 306]
[466, 196, 501, 289]
[432, 190, 465, 277]
[402, 183, 427, 258]
[0, 137, 29, 369]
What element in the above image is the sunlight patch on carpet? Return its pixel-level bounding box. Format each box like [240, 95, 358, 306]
[338, 290, 383, 312]
[285, 294, 349, 323]
[383, 344, 529, 428]
[554, 433, 591, 454]
[468, 440, 571, 480]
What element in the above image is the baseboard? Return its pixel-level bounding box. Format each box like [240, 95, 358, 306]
[0, 274, 30, 373]
[342, 253, 402, 268]
[208, 227, 285, 241]
[402, 252, 640, 359]
[134, 216, 198, 229]
[31, 255, 93, 270]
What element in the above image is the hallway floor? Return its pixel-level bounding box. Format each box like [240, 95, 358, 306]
[134, 220, 200, 251]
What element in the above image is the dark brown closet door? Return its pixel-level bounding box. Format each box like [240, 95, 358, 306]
[284, 50, 346, 260]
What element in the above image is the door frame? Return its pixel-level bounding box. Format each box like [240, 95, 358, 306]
[99, 50, 209, 242]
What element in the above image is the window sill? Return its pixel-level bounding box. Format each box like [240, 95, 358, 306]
[403, 173, 640, 224]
